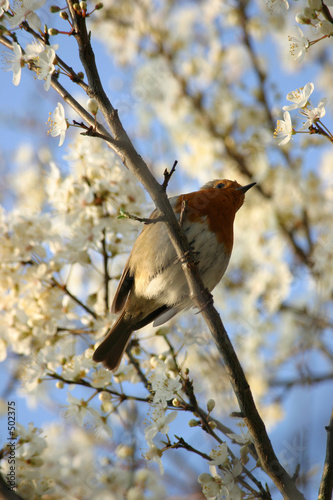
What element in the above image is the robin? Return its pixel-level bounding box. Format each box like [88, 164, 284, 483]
[93, 179, 256, 371]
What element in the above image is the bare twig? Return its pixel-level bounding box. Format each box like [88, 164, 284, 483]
[51, 277, 99, 319]
[318, 408, 333, 500]
[46, 371, 149, 404]
[125, 347, 150, 387]
[179, 196, 187, 227]
[101, 229, 110, 313]
[270, 373, 333, 389]
[162, 160, 178, 191]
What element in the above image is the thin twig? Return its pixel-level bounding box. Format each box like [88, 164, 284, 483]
[118, 209, 165, 225]
[125, 348, 150, 387]
[179, 196, 187, 227]
[101, 229, 110, 313]
[46, 371, 149, 403]
[51, 277, 99, 319]
[169, 437, 269, 498]
[270, 373, 333, 389]
[162, 160, 178, 191]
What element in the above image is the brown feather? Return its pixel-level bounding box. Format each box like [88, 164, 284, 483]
[93, 310, 133, 371]
[111, 266, 134, 314]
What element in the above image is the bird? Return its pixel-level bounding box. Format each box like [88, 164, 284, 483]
[93, 179, 256, 371]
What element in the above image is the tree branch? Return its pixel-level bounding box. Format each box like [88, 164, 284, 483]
[0, 475, 24, 500]
[318, 407, 333, 500]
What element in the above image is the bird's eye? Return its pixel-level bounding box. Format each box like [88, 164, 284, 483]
[216, 182, 225, 189]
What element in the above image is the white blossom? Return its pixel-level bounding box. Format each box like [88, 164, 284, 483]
[48, 102, 68, 146]
[24, 40, 46, 58]
[144, 403, 177, 445]
[316, 19, 333, 36]
[0, 0, 9, 16]
[288, 26, 310, 62]
[283, 83, 314, 111]
[198, 471, 221, 499]
[266, 0, 289, 12]
[90, 367, 112, 388]
[9, 0, 46, 31]
[144, 445, 164, 475]
[274, 111, 294, 146]
[36, 46, 56, 90]
[227, 429, 252, 445]
[61, 393, 89, 426]
[23, 42, 57, 90]
[86, 407, 113, 438]
[300, 98, 327, 129]
[150, 360, 182, 406]
[5, 42, 24, 86]
[209, 442, 228, 466]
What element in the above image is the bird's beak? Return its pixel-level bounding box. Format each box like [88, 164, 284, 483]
[236, 182, 256, 193]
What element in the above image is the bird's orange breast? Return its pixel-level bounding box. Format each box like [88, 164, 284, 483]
[174, 188, 237, 255]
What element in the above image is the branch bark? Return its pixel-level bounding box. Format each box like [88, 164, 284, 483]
[318, 408, 333, 500]
[0, 475, 24, 500]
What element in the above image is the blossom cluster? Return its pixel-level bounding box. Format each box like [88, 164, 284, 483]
[143, 358, 181, 473]
[1, 420, 166, 499]
[275, 82, 329, 145]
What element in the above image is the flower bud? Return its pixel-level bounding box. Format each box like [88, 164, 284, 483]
[240, 445, 250, 465]
[172, 397, 181, 407]
[95, 2, 103, 9]
[198, 473, 213, 484]
[48, 28, 59, 35]
[50, 5, 61, 12]
[80, 1, 87, 10]
[207, 399, 215, 412]
[87, 98, 99, 115]
[295, 12, 312, 24]
[188, 419, 200, 427]
[60, 11, 69, 20]
[209, 421, 217, 430]
[116, 444, 134, 458]
[77, 71, 84, 79]
[98, 391, 112, 402]
[165, 355, 176, 370]
[302, 7, 317, 18]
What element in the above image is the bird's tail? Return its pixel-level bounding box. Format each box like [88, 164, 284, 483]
[93, 311, 134, 372]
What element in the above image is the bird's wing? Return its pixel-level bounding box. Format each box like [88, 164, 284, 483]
[111, 207, 162, 314]
[152, 307, 180, 326]
[111, 264, 134, 314]
[111, 200, 180, 314]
